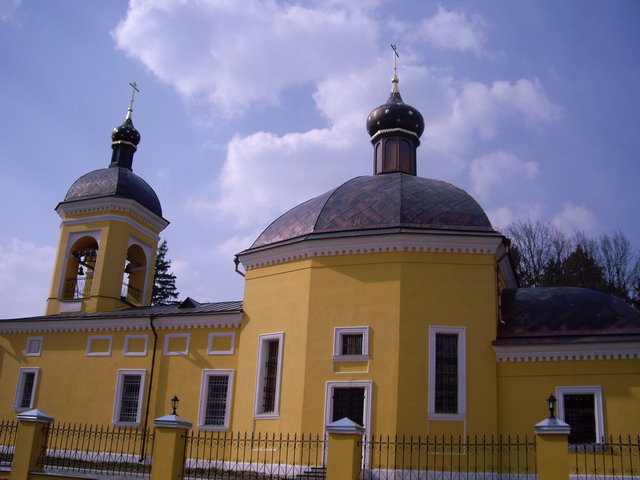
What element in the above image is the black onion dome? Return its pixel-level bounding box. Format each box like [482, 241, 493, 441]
[498, 287, 640, 339]
[251, 173, 494, 249]
[366, 89, 425, 141]
[62, 167, 162, 217]
[111, 112, 141, 147]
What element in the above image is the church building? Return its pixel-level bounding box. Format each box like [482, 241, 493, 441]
[0, 69, 638, 444]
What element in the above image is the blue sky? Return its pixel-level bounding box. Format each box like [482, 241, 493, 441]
[1, 0, 639, 318]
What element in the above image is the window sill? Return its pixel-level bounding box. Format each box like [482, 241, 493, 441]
[113, 422, 141, 428]
[198, 425, 229, 431]
[254, 413, 279, 420]
[333, 354, 369, 362]
[428, 413, 466, 421]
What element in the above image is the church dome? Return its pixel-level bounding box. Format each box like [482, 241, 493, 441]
[366, 84, 425, 141]
[251, 173, 494, 249]
[63, 167, 162, 217]
[111, 113, 141, 147]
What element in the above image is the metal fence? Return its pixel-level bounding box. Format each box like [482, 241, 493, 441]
[184, 431, 326, 479]
[571, 435, 640, 479]
[361, 435, 536, 480]
[0, 419, 18, 467]
[36, 423, 154, 477]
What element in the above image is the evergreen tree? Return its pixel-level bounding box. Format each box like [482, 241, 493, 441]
[152, 240, 179, 306]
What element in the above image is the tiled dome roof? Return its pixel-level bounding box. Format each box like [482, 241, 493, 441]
[251, 173, 494, 249]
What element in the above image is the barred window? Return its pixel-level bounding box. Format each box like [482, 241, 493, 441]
[14, 368, 39, 411]
[342, 334, 363, 355]
[113, 370, 145, 426]
[205, 375, 229, 425]
[254, 333, 284, 417]
[435, 333, 458, 414]
[557, 387, 603, 445]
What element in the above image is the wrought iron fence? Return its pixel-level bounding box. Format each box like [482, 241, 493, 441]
[62, 276, 92, 299]
[184, 431, 325, 479]
[36, 423, 154, 477]
[361, 435, 536, 479]
[571, 435, 640, 479]
[0, 419, 18, 467]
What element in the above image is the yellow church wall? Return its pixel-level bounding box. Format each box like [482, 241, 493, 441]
[0, 327, 239, 428]
[233, 260, 312, 433]
[497, 358, 640, 436]
[237, 249, 502, 437]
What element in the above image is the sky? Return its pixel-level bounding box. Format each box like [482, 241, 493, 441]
[1, 0, 639, 319]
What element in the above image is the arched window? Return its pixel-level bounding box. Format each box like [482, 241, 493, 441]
[121, 244, 147, 306]
[62, 237, 98, 299]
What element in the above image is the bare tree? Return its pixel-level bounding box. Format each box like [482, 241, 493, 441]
[597, 231, 640, 300]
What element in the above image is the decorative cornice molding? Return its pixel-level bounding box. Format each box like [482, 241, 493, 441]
[0, 313, 242, 334]
[493, 341, 640, 362]
[56, 197, 169, 234]
[239, 232, 504, 270]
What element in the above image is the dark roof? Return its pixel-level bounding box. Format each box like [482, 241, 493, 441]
[250, 172, 494, 249]
[0, 300, 242, 323]
[497, 287, 640, 343]
[61, 166, 163, 217]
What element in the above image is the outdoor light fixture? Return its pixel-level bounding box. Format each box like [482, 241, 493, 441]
[171, 395, 179, 415]
[547, 394, 557, 419]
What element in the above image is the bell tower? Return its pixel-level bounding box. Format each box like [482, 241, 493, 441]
[46, 86, 169, 315]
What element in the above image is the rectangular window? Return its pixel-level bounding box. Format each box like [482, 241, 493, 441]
[254, 332, 284, 418]
[429, 326, 466, 420]
[25, 337, 43, 357]
[333, 327, 369, 361]
[557, 386, 604, 445]
[198, 370, 233, 430]
[113, 370, 146, 426]
[14, 368, 39, 411]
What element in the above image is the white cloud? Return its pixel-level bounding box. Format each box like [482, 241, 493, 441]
[470, 151, 538, 199]
[420, 7, 486, 56]
[113, 0, 378, 117]
[488, 203, 544, 232]
[0, 238, 56, 319]
[552, 203, 599, 234]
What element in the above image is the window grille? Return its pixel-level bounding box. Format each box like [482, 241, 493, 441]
[119, 375, 141, 423]
[342, 334, 363, 355]
[262, 340, 279, 413]
[564, 394, 596, 444]
[435, 333, 458, 414]
[20, 372, 35, 409]
[204, 375, 229, 426]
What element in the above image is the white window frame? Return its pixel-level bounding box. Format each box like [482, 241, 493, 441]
[333, 327, 369, 362]
[86, 335, 113, 357]
[207, 332, 236, 355]
[428, 326, 466, 421]
[112, 369, 146, 427]
[14, 367, 40, 412]
[25, 337, 43, 357]
[253, 332, 284, 419]
[556, 386, 604, 444]
[198, 369, 234, 431]
[163, 333, 190, 356]
[124, 335, 149, 356]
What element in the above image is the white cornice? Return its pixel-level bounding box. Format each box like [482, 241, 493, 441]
[56, 197, 169, 234]
[0, 313, 242, 334]
[493, 341, 640, 362]
[238, 232, 504, 270]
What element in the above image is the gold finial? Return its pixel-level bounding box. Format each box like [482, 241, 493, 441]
[126, 82, 139, 120]
[390, 44, 400, 93]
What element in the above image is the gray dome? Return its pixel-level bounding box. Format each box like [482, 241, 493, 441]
[251, 172, 494, 249]
[62, 166, 162, 217]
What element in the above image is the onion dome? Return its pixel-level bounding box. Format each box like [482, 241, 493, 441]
[58, 107, 162, 217]
[366, 74, 425, 143]
[111, 108, 141, 148]
[251, 174, 494, 249]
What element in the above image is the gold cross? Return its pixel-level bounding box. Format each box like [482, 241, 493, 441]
[390, 43, 399, 77]
[129, 82, 140, 110]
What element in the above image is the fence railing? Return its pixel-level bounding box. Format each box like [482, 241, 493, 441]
[0, 419, 18, 467]
[184, 431, 326, 479]
[361, 435, 536, 480]
[36, 423, 154, 477]
[571, 435, 640, 479]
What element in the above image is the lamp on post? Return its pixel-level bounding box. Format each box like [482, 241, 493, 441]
[547, 394, 557, 419]
[171, 395, 179, 415]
